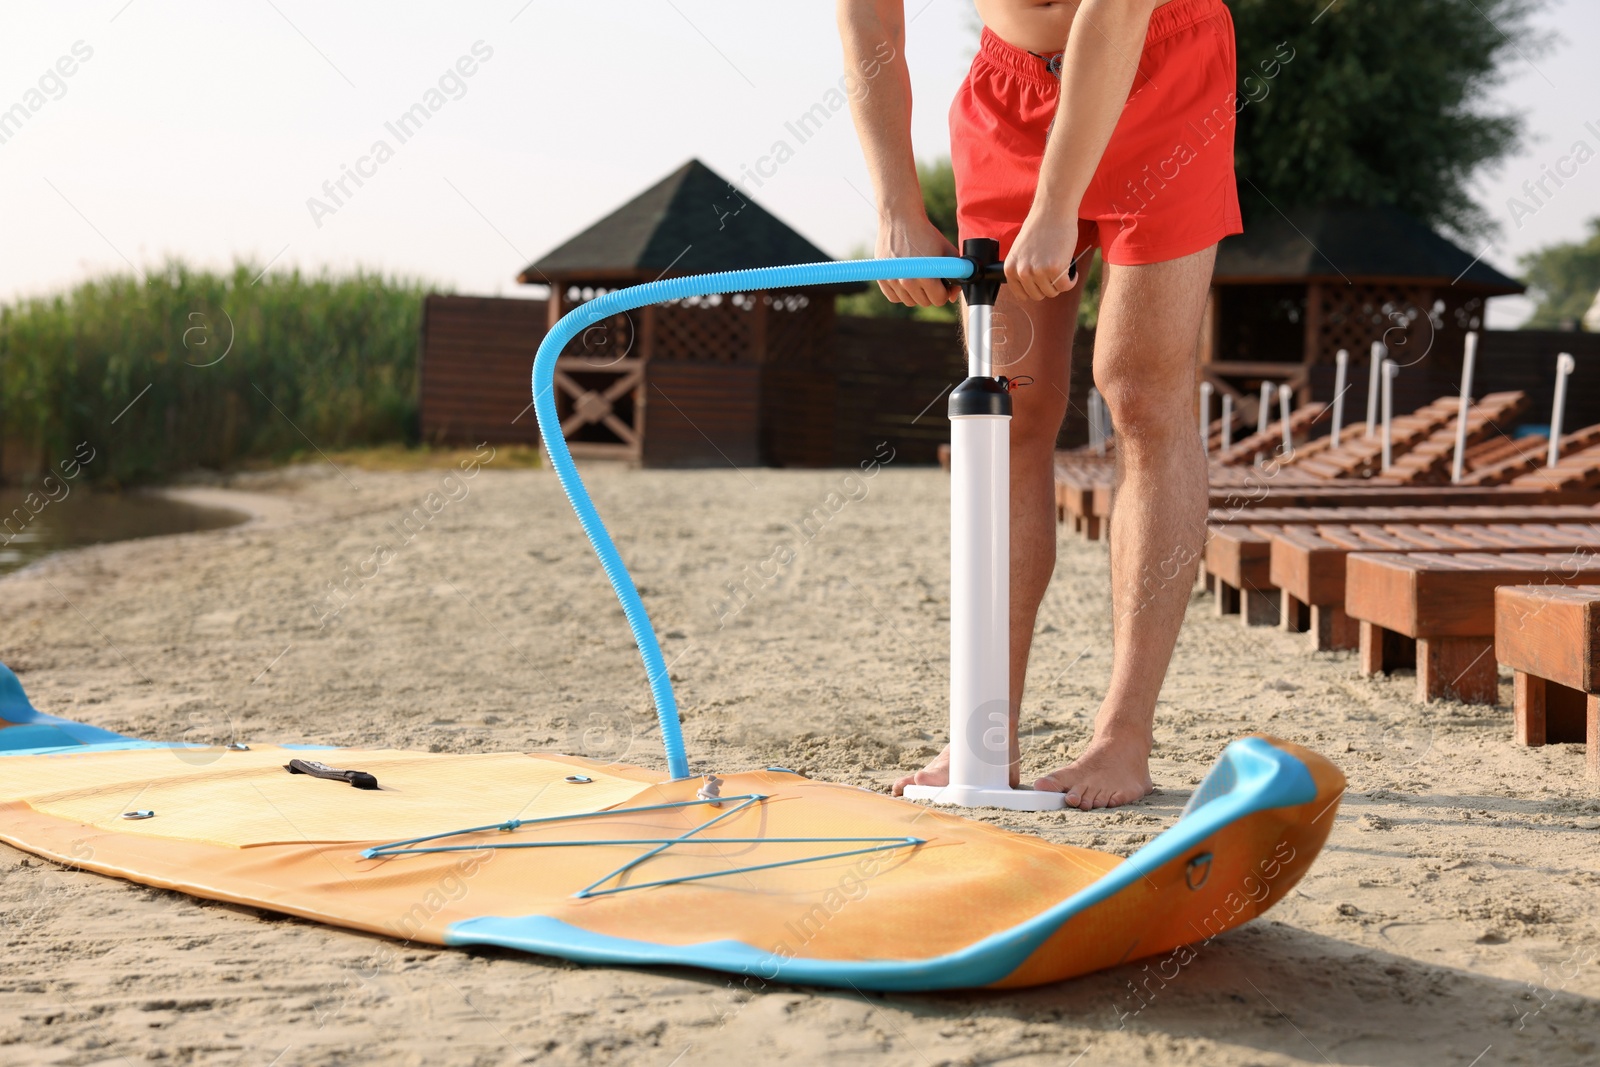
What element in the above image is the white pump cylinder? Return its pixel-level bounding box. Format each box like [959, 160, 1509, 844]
[1199, 381, 1213, 452]
[945, 414, 1013, 797]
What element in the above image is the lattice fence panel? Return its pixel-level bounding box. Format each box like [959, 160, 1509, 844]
[558, 309, 637, 368]
[1315, 284, 1432, 368]
[655, 295, 752, 363]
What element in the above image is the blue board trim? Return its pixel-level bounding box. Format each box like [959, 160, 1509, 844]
[0, 662, 133, 750]
[0, 739, 191, 757]
[445, 737, 1317, 990]
[0, 739, 339, 758]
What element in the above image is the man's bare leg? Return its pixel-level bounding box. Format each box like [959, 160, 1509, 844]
[894, 284, 1081, 795]
[1033, 246, 1215, 809]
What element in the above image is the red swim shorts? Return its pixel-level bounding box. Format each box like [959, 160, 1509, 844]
[950, 0, 1243, 266]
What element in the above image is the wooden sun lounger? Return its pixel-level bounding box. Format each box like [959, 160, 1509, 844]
[1206, 467, 1333, 488]
[1202, 505, 1600, 629]
[1462, 424, 1600, 487]
[1208, 503, 1600, 526]
[1270, 521, 1600, 650]
[1464, 433, 1540, 469]
[1368, 393, 1530, 485]
[1082, 482, 1600, 549]
[1290, 392, 1525, 483]
[1512, 439, 1600, 491]
[1456, 438, 1548, 486]
[1213, 403, 1329, 467]
[1207, 485, 1600, 514]
[1054, 457, 1112, 538]
[1205, 525, 1281, 624]
[1346, 550, 1600, 704]
[1204, 405, 1254, 453]
[1288, 396, 1461, 479]
[1495, 584, 1599, 778]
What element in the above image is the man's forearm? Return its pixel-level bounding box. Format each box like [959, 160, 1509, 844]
[1032, 0, 1160, 218]
[837, 0, 920, 215]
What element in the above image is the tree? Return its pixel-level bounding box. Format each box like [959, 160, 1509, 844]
[1519, 218, 1600, 329]
[1227, 0, 1544, 241]
[918, 157, 958, 247]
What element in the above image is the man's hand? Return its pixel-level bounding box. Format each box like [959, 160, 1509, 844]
[876, 213, 960, 307]
[1005, 210, 1080, 303]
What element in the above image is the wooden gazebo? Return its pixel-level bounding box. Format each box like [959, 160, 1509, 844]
[516, 159, 861, 467]
[1201, 206, 1524, 410]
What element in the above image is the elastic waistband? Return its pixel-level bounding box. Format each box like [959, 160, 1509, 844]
[975, 0, 1227, 86]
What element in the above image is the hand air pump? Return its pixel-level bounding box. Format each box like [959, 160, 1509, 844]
[903, 239, 1071, 811]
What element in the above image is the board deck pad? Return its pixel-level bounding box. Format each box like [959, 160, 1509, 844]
[0, 745, 657, 848]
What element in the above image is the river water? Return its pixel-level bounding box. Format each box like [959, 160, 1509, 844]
[0, 488, 247, 575]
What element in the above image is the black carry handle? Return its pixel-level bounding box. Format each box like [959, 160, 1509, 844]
[285, 758, 380, 790]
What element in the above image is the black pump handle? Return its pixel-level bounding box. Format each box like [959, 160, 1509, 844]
[959, 236, 1077, 302]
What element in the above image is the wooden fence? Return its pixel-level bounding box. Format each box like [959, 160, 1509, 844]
[419, 295, 546, 446]
[420, 294, 966, 466]
[423, 296, 1600, 465]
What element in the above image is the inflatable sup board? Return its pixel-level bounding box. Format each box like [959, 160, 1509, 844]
[0, 663, 1340, 990]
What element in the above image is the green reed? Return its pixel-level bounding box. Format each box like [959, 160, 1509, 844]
[0, 261, 434, 484]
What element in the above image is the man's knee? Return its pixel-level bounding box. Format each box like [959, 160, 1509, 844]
[1096, 368, 1194, 448]
[1010, 390, 1068, 455]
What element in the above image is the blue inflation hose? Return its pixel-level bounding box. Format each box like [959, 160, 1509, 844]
[532, 257, 975, 780]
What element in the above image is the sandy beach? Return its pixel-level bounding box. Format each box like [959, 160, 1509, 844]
[3, 459, 1598, 1066]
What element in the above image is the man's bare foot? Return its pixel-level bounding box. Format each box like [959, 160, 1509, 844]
[892, 743, 1020, 795]
[893, 745, 950, 796]
[1033, 734, 1153, 810]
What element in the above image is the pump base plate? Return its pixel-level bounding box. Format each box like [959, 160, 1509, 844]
[902, 782, 1068, 811]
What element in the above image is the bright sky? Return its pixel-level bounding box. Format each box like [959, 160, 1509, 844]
[1, 1, 1594, 328]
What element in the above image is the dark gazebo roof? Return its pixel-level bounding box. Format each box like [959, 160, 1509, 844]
[1214, 205, 1523, 295]
[519, 158, 847, 287]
